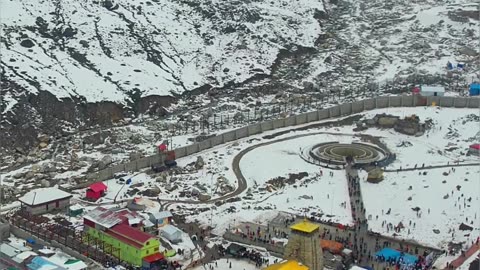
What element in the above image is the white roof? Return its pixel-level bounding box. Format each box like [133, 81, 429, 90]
[45, 253, 88, 270]
[350, 266, 367, 270]
[421, 85, 445, 93]
[160, 224, 181, 236]
[0, 243, 20, 257]
[13, 250, 38, 263]
[19, 187, 72, 206]
[69, 204, 84, 211]
[149, 211, 172, 220]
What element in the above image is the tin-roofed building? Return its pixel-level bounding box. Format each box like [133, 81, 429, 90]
[18, 187, 72, 215]
[83, 207, 165, 268]
[283, 220, 323, 270]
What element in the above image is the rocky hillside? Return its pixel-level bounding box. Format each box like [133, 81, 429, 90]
[0, 0, 478, 153]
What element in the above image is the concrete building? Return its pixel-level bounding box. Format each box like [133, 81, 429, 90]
[419, 85, 445, 97]
[283, 220, 323, 270]
[83, 207, 165, 268]
[0, 222, 10, 241]
[148, 211, 172, 229]
[18, 187, 72, 215]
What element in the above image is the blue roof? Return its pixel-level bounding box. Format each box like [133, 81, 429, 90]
[470, 83, 480, 89]
[27, 256, 65, 270]
[375, 248, 418, 265]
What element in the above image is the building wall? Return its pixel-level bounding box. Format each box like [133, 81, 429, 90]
[23, 198, 70, 215]
[85, 227, 160, 266]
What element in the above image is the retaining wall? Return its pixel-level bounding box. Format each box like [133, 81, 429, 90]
[247, 123, 261, 136]
[295, 113, 308, 125]
[260, 120, 274, 132]
[84, 96, 478, 183]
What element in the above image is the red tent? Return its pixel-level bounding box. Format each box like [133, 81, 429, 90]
[469, 144, 480, 150]
[86, 182, 107, 201]
[158, 144, 168, 152]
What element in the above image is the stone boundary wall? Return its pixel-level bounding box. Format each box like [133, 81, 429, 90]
[84, 96, 479, 183]
[223, 232, 285, 256]
[0, 218, 103, 269]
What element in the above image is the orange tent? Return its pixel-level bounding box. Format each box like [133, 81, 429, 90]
[321, 239, 344, 254]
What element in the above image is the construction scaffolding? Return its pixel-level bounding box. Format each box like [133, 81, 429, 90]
[6, 210, 128, 268]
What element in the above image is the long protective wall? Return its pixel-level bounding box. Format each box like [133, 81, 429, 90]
[85, 96, 479, 182]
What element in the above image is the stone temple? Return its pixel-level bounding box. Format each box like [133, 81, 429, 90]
[282, 220, 324, 270]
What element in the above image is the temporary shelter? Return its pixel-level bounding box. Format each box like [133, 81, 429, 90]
[226, 243, 247, 257]
[468, 144, 480, 156]
[85, 182, 107, 201]
[419, 85, 445, 97]
[469, 83, 480, 96]
[321, 239, 344, 254]
[159, 225, 182, 243]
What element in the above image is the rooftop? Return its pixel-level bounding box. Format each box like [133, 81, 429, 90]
[83, 207, 123, 229]
[18, 187, 72, 206]
[290, 219, 319, 233]
[88, 182, 107, 192]
[263, 260, 309, 270]
[420, 85, 445, 93]
[110, 224, 155, 245]
[149, 211, 172, 220]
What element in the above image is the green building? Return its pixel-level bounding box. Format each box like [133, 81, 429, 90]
[84, 207, 165, 268]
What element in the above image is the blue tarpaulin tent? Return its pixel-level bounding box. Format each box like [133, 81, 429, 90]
[469, 83, 480, 96]
[375, 248, 418, 265]
[27, 256, 65, 270]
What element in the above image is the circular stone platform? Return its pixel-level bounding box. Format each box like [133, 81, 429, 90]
[300, 142, 388, 168]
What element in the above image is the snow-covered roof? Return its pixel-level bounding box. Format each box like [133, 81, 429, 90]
[0, 243, 20, 257]
[45, 253, 88, 270]
[149, 211, 172, 220]
[13, 251, 38, 263]
[83, 207, 122, 229]
[160, 224, 181, 237]
[421, 85, 445, 93]
[18, 187, 72, 206]
[69, 204, 84, 211]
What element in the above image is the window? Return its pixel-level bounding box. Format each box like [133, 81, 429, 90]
[146, 241, 150, 245]
[146, 249, 149, 255]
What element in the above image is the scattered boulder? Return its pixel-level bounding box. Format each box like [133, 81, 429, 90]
[20, 39, 35, 48]
[98, 155, 113, 169]
[195, 156, 205, 169]
[129, 152, 143, 161]
[459, 223, 473, 231]
[198, 194, 211, 201]
[433, 229, 440, 234]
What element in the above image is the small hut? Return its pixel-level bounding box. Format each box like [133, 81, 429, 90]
[367, 168, 384, 183]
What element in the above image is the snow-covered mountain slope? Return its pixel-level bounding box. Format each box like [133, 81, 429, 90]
[1, 0, 324, 104]
[0, 0, 478, 153]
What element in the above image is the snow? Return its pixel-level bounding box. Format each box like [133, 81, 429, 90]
[239, 134, 355, 224]
[191, 258, 261, 270]
[361, 166, 480, 248]
[1, 0, 325, 102]
[18, 187, 72, 206]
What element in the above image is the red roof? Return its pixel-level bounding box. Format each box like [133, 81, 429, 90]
[88, 182, 107, 193]
[143, 253, 165, 263]
[470, 144, 480, 150]
[106, 229, 143, 248]
[109, 224, 154, 244]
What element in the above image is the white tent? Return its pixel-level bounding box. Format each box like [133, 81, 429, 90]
[160, 225, 182, 243]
